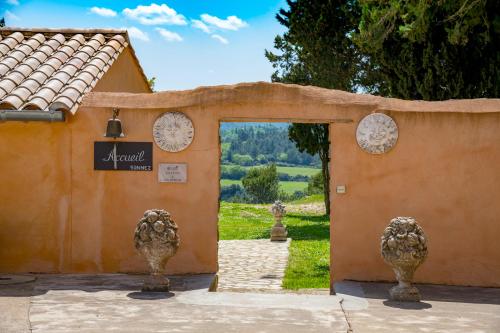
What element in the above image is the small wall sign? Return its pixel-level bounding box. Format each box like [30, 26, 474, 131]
[158, 163, 187, 183]
[94, 142, 153, 171]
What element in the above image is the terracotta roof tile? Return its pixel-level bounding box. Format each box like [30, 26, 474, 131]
[0, 27, 144, 114]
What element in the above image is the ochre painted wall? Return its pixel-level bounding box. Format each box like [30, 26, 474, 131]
[93, 47, 151, 94]
[330, 111, 500, 287]
[1, 82, 499, 288]
[68, 106, 219, 274]
[0, 122, 71, 272]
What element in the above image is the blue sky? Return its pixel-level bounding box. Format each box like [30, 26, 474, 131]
[1, 0, 288, 90]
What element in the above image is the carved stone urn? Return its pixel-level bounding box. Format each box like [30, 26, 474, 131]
[381, 217, 428, 301]
[134, 209, 180, 292]
[270, 201, 287, 241]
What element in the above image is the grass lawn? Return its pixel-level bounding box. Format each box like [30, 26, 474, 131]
[220, 179, 308, 194]
[218, 200, 330, 289]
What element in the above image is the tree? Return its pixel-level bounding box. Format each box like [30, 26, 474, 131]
[265, 0, 362, 90]
[289, 124, 330, 214]
[355, 0, 500, 100]
[266, 0, 500, 214]
[147, 77, 156, 92]
[242, 164, 279, 203]
[307, 170, 324, 195]
[265, 0, 364, 215]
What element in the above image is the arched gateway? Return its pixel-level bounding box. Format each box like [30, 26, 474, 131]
[1, 81, 500, 290]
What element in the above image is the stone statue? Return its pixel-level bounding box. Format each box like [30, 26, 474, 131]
[381, 217, 428, 301]
[270, 201, 287, 241]
[134, 209, 180, 292]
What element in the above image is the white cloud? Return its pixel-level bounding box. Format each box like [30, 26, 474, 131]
[191, 19, 211, 34]
[211, 34, 228, 45]
[155, 28, 183, 42]
[125, 27, 150, 42]
[90, 6, 117, 17]
[200, 14, 248, 31]
[6, 0, 19, 5]
[4, 10, 19, 21]
[123, 3, 186, 26]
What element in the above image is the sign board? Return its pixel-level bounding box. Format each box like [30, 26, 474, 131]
[158, 163, 187, 183]
[94, 142, 153, 171]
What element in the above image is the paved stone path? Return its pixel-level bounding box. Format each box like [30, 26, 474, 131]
[217, 239, 291, 292]
[2, 274, 500, 332]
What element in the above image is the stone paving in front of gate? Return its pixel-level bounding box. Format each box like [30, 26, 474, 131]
[2, 274, 500, 332]
[217, 239, 291, 292]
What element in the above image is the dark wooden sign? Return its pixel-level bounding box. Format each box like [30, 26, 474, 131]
[94, 142, 153, 171]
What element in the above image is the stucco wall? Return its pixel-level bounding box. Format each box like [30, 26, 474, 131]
[93, 47, 151, 94]
[0, 122, 71, 272]
[1, 82, 499, 288]
[330, 111, 500, 287]
[68, 106, 219, 274]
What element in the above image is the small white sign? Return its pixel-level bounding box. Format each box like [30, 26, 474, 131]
[159, 163, 187, 183]
[336, 185, 346, 194]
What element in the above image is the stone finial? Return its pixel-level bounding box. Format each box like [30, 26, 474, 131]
[381, 217, 428, 301]
[271, 200, 286, 218]
[270, 200, 287, 242]
[134, 209, 180, 292]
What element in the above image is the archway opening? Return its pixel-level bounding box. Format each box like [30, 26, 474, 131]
[216, 121, 331, 293]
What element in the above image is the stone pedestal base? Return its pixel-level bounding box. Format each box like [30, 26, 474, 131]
[142, 274, 170, 292]
[271, 225, 287, 242]
[389, 284, 421, 302]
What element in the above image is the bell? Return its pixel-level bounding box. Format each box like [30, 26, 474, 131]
[104, 109, 125, 138]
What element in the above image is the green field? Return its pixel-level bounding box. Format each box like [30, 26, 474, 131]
[218, 199, 329, 289]
[220, 179, 308, 194]
[221, 164, 320, 177]
[275, 166, 320, 176]
[291, 194, 325, 204]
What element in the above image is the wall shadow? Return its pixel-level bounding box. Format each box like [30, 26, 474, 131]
[0, 273, 215, 298]
[343, 281, 500, 306]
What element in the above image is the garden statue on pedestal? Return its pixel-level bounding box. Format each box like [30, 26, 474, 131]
[381, 217, 428, 302]
[134, 209, 180, 292]
[270, 200, 288, 241]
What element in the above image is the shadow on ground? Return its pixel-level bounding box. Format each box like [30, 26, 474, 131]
[0, 274, 215, 298]
[127, 291, 175, 300]
[382, 300, 432, 309]
[341, 280, 500, 306]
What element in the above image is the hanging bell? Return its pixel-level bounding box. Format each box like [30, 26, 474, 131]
[104, 108, 125, 138]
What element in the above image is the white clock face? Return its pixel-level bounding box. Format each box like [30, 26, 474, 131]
[153, 112, 194, 152]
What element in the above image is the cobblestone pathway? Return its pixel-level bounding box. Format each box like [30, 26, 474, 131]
[217, 239, 291, 292]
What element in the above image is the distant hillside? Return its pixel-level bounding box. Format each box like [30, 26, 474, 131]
[220, 124, 320, 167]
[220, 122, 289, 130]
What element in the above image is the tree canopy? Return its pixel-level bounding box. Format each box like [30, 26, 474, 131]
[356, 0, 500, 100]
[266, 0, 500, 100]
[242, 164, 280, 203]
[220, 125, 320, 167]
[265, 0, 362, 91]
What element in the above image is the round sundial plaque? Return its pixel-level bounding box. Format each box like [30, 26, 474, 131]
[356, 113, 398, 154]
[153, 112, 194, 152]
